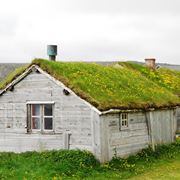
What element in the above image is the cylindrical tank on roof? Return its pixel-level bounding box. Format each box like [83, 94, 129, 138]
[47, 45, 57, 61]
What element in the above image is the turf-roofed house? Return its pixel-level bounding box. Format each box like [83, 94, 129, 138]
[0, 58, 179, 162]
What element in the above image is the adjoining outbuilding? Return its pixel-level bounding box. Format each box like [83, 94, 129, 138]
[0, 59, 179, 162]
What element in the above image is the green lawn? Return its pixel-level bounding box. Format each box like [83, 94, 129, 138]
[0, 140, 180, 180]
[88, 154, 180, 180]
[131, 156, 180, 180]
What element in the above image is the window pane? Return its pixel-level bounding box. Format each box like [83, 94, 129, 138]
[124, 114, 127, 119]
[122, 114, 124, 119]
[32, 104, 40, 116]
[44, 118, 53, 130]
[124, 121, 127, 126]
[122, 121, 124, 126]
[32, 117, 40, 129]
[44, 104, 52, 116]
[122, 113, 127, 120]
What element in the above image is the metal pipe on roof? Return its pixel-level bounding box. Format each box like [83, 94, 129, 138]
[47, 45, 57, 61]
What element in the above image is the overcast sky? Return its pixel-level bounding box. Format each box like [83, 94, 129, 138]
[0, 0, 180, 64]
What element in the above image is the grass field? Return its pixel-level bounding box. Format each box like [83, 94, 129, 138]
[0, 139, 179, 180]
[91, 152, 180, 180]
[132, 157, 180, 180]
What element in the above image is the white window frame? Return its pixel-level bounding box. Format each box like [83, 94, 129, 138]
[120, 113, 129, 130]
[28, 102, 54, 133]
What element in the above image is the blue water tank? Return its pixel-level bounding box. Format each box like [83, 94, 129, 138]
[47, 45, 57, 61]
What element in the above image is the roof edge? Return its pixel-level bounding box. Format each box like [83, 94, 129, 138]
[100, 106, 178, 115]
[35, 65, 102, 115]
[0, 64, 102, 115]
[0, 65, 35, 96]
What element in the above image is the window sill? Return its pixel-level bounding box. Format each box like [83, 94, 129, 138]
[120, 127, 130, 131]
[26, 130, 58, 135]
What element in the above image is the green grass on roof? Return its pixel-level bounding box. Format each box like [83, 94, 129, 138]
[120, 62, 180, 96]
[0, 59, 179, 111]
[0, 65, 28, 90]
[31, 59, 180, 110]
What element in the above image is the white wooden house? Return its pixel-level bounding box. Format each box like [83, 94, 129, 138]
[0, 60, 177, 162]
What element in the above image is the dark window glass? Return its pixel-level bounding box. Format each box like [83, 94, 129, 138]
[122, 121, 124, 126]
[122, 113, 127, 120]
[44, 118, 53, 130]
[44, 104, 52, 116]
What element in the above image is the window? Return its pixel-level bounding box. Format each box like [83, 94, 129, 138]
[120, 113, 128, 130]
[29, 104, 53, 132]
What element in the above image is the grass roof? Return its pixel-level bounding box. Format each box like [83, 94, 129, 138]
[0, 59, 180, 111]
[119, 62, 180, 96]
[0, 65, 28, 90]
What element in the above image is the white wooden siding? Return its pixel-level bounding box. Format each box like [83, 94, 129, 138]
[99, 109, 176, 162]
[148, 109, 176, 146]
[0, 71, 98, 153]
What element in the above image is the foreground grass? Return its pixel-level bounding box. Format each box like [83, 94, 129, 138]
[0, 150, 99, 180]
[0, 139, 180, 180]
[91, 151, 180, 180]
[131, 157, 180, 180]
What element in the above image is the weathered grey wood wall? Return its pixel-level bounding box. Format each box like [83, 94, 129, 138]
[0, 70, 99, 153]
[100, 112, 149, 162]
[147, 109, 176, 147]
[176, 108, 180, 133]
[99, 109, 176, 162]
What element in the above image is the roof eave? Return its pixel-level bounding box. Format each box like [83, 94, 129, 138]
[100, 106, 178, 115]
[0, 64, 102, 115]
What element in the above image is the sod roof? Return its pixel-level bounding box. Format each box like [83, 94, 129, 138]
[119, 62, 180, 96]
[0, 59, 180, 111]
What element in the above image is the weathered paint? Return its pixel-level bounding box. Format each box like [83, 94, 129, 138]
[99, 112, 149, 162]
[176, 108, 180, 133]
[147, 109, 176, 147]
[99, 109, 176, 162]
[0, 133, 63, 152]
[0, 70, 98, 153]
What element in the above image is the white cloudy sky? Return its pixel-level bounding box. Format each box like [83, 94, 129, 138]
[0, 0, 180, 64]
